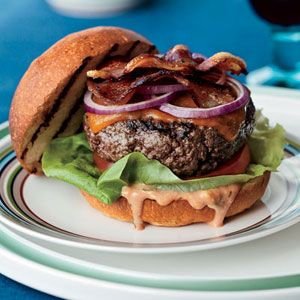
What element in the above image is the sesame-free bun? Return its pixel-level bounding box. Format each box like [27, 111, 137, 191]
[9, 27, 155, 174]
[81, 172, 270, 228]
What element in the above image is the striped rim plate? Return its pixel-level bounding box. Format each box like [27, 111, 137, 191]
[2, 220, 300, 292]
[1, 87, 300, 254]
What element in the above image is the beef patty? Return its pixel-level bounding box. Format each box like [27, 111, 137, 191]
[84, 99, 255, 177]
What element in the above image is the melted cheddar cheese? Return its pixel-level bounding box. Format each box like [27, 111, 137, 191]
[85, 106, 245, 141]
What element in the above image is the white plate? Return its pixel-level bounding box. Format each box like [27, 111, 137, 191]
[1, 86, 300, 253]
[1, 220, 300, 291]
[2, 251, 300, 300]
[1, 223, 300, 299]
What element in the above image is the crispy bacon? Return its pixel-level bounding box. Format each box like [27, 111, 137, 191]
[88, 71, 182, 105]
[87, 71, 175, 105]
[87, 78, 135, 105]
[196, 52, 247, 75]
[164, 44, 205, 65]
[171, 75, 234, 108]
[87, 59, 127, 80]
[87, 46, 247, 81]
[86, 45, 247, 106]
[124, 45, 204, 74]
[124, 54, 194, 74]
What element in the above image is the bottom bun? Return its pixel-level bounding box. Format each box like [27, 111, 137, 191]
[81, 172, 270, 227]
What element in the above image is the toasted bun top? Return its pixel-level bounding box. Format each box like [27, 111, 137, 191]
[9, 27, 155, 173]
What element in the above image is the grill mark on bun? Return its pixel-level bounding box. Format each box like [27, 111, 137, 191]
[20, 57, 91, 161]
[20, 147, 28, 160]
[36, 103, 85, 164]
[126, 42, 156, 60]
[108, 43, 119, 54]
[31, 57, 90, 145]
[95, 43, 119, 69]
[130, 43, 157, 59]
[125, 40, 140, 57]
[147, 45, 157, 54]
[22, 55, 103, 171]
[55, 98, 84, 138]
[52, 46, 124, 139]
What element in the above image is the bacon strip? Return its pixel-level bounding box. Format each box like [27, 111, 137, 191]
[86, 45, 247, 106]
[87, 71, 179, 105]
[87, 78, 136, 105]
[124, 54, 194, 74]
[196, 52, 247, 75]
[87, 46, 247, 81]
[165, 45, 205, 64]
[87, 59, 127, 80]
[124, 45, 203, 74]
[171, 75, 234, 108]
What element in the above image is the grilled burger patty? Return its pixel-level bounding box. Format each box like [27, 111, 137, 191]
[85, 99, 255, 177]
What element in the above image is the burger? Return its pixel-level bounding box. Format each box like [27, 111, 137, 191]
[9, 27, 285, 230]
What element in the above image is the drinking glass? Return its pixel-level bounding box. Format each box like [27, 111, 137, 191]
[247, 0, 300, 89]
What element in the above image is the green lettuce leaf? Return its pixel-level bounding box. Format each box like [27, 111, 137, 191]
[42, 133, 102, 200]
[248, 110, 285, 169]
[42, 113, 285, 204]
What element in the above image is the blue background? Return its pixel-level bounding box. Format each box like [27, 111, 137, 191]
[0, 0, 270, 298]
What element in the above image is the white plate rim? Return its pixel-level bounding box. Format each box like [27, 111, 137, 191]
[1, 227, 300, 299]
[2, 221, 300, 288]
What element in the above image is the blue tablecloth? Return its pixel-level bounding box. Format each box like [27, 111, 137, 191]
[0, 0, 270, 298]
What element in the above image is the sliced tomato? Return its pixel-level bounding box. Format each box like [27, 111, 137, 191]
[93, 153, 113, 172]
[203, 144, 251, 177]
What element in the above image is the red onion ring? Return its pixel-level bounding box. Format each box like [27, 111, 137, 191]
[84, 91, 178, 115]
[138, 84, 187, 95]
[159, 77, 249, 118]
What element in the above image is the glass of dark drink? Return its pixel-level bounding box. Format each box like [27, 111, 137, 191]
[247, 0, 300, 89]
